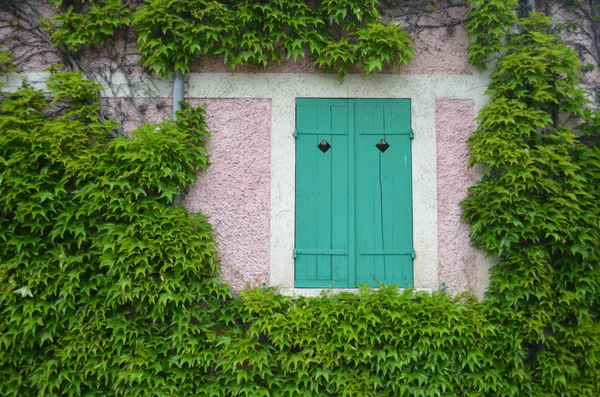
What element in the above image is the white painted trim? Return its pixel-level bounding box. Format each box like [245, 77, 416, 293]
[279, 288, 434, 298]
[4, 71, 491, 292]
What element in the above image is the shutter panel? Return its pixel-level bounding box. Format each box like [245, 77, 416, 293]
[295, 99, 350, 287]
[355, 100, 413, 287]
[295, 98, 413, 288]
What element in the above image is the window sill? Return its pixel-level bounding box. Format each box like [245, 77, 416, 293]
[278, 287, 434, 298]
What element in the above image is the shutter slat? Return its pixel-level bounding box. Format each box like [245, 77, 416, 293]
[316, 133, 332, 281]
[330, 133, 349, 283]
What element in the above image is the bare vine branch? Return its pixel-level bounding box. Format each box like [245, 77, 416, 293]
[534, 0, 600, 104]
[379, 0, 468, 34]
[0, 0, 167, 136]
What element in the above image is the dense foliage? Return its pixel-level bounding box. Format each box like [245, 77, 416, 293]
[463, 1, 600, 395]
[465, 0, 519, 69]
[0, 71, 231, 395]
[1, 0, 600, 395]
[0, 71, 528, 396]
[226, 288, 515, 396]
[48, 0, 415, 79]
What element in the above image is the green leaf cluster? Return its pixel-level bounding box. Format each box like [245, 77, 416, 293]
[0, 72, 231, 395]
[49, 0, 414, 80]
[223, 286, 525, 396]
[465, 0, 518, 69]
[0, 50, 16, 75]
[50, 0, 133, 51]
[463, 3, 600, 395]
[0, 50, 16, 89]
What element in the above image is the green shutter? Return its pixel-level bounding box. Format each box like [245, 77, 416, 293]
[295, 99, 350, 288]
[295, 98, 413, 288]
[355, 99, 413, 287]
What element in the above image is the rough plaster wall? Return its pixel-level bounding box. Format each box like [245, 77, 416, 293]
[0, 1, 61, 71]
[184, 99, 271, 291]
[401, 25, 470, 75]
[436, 99, 478, 295]
[102, 97, 171, 134]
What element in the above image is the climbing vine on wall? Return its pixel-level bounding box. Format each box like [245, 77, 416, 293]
[48, 0, 415, 79]
[463, 0, 600, 394]
[0, 67, 524, 395]
[0, 70, 234, 394]
[2, 0, 600, 395]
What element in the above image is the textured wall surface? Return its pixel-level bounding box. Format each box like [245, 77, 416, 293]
[101, 98, 171, 134]
[401, 25, 470, 75]
[0, 2, 61, 71]
[436, 99, 478, 295]
[184, 99, 272, 291]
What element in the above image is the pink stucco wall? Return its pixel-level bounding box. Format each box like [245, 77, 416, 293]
[184, 99, 271, 291]
[436, 99, 478, 295]
[400, 24, 470, 75]
[102, 98, 171, 134]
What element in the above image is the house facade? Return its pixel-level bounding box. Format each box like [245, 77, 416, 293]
[2, 2, 492, 297]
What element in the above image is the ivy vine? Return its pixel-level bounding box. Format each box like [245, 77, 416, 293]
[1, 0, 600, 395]
[463, 0, 600, 394]
[0, 70, 231, 395]
[48, 0, 415, 79]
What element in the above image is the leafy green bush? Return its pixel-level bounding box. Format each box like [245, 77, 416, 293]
[0, 72, 523, 395]
[465, 0, 518, 69]
[0, 71, 230, 395]
[463, 4, 600, 395]
[225, 287, 520, 396]
[50, 0, 133, 51]
[0, 68, 549, 396]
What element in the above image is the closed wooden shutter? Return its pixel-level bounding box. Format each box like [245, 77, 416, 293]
[295, 99, 350, 287]
[354, 99, 413, 287]
[294, 98, 413, 288]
